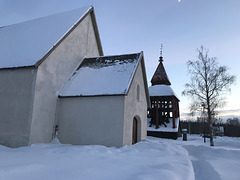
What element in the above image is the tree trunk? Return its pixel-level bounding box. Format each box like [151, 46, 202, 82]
[209, 122, 214, 146]
[207, 106, 214, 146]
[207, 95, 214, 146]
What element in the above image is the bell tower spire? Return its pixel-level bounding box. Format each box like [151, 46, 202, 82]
[151, 45, 171, 86]
[159, 44, 163, 62]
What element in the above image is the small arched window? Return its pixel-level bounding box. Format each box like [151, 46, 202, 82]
[137, 84, 140, 102]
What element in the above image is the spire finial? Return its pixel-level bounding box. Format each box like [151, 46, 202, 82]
[159, 44, 163, 62]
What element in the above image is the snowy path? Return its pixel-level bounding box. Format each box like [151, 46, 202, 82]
[0, 135, 239, 180]
[180, 136, 240, 180]
[148, 135, 240, 180]
[184, 145, 222, 180]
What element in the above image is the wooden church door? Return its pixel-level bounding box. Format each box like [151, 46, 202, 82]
[132, 117, 138, 144]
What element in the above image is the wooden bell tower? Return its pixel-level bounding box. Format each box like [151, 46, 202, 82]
[148, 46, 180, 130]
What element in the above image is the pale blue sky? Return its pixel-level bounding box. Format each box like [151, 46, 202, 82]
[0, 0, 239, 119]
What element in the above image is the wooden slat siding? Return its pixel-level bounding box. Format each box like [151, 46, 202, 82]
[155, 98, 159, 129]
[147, 131, 178, 140]
[172, 96, 176, 129]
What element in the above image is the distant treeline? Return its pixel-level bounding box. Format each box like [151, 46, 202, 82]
[180, 121, 240, 137]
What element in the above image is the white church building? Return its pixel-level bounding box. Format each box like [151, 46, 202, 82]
[0, 7, 150, 147]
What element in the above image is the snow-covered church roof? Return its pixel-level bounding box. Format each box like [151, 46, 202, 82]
[0, 6, 97, 69]
[59, 52, 143, 97]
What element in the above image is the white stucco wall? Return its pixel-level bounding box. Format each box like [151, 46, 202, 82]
[57, 58, 148, 148]
[0, 68, 37, 147]
[123, 60, 148, 145]
[29, 13, 101, 144]
[57, 96, 125, 147]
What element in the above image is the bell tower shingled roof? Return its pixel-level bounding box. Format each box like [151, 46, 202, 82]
[151, 47, 171, 86]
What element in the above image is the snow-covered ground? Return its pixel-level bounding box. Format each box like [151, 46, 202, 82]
[0, 135, 239, 180]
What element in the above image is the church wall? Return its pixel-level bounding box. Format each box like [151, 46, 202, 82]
[57, 96, 125, 147]
[0, 68, 37, 147]
[29, 13, 101, 144]
[123, 59, 148, 145]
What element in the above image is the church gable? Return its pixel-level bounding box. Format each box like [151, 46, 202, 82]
[0, 7, 100, 69]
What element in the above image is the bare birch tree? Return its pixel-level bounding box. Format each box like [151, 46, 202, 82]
[182, 46, 236, 146]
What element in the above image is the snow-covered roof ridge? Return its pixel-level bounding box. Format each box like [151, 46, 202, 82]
[0, 6, 92, 69]
[59, 52, 142, 97]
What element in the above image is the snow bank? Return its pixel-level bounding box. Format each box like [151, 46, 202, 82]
[0, 138, 193, 180]
[1, 135, 239, 180]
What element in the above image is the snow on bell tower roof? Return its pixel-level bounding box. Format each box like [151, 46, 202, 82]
[148, 84, 179, 100]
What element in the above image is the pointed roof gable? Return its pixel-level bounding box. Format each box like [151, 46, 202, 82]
[151, 56, 171, 86]
[0, 6, 103, 69]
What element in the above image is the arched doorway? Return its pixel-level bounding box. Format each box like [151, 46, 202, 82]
[132, 117, 138, 144]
